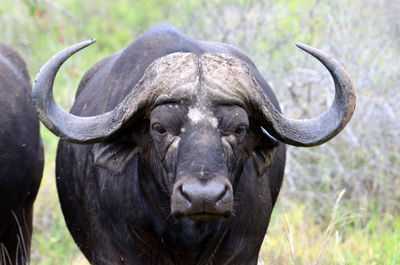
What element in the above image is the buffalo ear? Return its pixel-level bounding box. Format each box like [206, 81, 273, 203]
[92, 142, 139, 175]
[251, 146, 276, 176]
[247, 125, 278, 176]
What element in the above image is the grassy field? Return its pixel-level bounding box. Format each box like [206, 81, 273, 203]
[1, 0, 399, 264]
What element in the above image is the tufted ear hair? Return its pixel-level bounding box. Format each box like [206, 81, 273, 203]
[93, 142, 139, 175]
[92, 117, 152, 175]
[246, 123, 278, 176]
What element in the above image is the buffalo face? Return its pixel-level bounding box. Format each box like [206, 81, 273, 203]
[148, 103, 254, 221]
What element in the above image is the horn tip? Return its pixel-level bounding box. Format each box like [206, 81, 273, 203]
[295, 42, 311, 52]
[84, 39, 96, 46]
[295, 42, 324, 59]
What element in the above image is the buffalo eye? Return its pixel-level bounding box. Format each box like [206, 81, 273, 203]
[234, 125, 247, 137]
[152, 123, 167, 136]
[221, 125, 248, 138]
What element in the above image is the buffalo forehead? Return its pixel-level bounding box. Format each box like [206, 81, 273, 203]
[148, 52, 260, 107]
[140, 52, 200, 104]
[200, 53, 263, 106]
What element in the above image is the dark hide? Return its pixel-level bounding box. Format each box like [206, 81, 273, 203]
[56, 25, 286, 264]
[0, 44, 43, 265]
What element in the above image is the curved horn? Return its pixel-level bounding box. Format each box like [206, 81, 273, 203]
[258, 43, 356, 147]
[32, 40, 133, 144]
[33, 42, 201, 144]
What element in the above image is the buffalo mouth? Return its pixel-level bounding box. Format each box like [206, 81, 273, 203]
[174, 211, 233, 222]
[171, 177, 234, 222]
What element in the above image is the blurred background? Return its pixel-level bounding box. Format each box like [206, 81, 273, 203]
[0, 0, 399, 264]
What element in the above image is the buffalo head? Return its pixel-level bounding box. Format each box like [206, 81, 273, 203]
[32, 40, 355, 223]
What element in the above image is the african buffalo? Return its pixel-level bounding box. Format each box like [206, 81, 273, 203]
[33, 26, 355, 264]
[0, 44, 43, 265]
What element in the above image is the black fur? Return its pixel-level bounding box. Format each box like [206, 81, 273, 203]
[0, 44, 43, 265]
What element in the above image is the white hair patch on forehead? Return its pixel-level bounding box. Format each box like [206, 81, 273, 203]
[188, 107, 205, 124]
[187, 107, 219, 128]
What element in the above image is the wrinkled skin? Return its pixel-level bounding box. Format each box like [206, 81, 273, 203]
[56, 26, 285, 264]
[0, 44, 43, 265]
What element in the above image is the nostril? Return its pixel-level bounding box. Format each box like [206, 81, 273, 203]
[179, 180, 233, 205]
[216, 184, 229, 203]
[179, 185, 192, 203]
